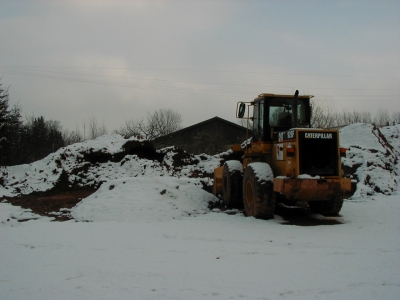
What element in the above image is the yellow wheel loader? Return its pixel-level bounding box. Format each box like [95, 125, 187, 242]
[213, 91, 351, 219]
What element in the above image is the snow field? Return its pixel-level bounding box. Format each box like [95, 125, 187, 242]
[1, 123, 399, 299]
[1, 192, 399, 300]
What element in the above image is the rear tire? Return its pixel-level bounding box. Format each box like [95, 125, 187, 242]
[242, 163, 275, 219]
[308, 193, 344, 216]
[222, 161, 243, 208]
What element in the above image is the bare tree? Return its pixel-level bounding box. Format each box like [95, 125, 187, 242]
[116, 119, 144, 138]
[63, 124, 83, 145]
[310, 98, 376, 129]
[340, 111, 351, 126]
[63, 119, 107, 145]
[374, 109, 391, 127]
[116, 109, 182, 140]
[360, 111, 372, 124]
[392, 111, 400, 125]
[147, 109, 182, 139]
[310, 98, 338, 128]
[87, 116, 108, 140]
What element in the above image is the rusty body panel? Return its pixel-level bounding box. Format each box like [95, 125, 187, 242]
[230, 144, 243, 153]
[242, 142, 272, 168]
[273, 177, 351, 201]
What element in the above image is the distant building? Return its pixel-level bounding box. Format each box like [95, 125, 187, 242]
[153, 116, 251, 155]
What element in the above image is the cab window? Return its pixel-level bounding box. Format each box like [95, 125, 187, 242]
[269, 99, 293, 127]
[269, 98, 309, 128]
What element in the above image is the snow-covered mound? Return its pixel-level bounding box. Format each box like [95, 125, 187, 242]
[380, 124, 400, 153]
[71, 177, 217, 222]
[340, 123, 399, 197]
[0, 134, 224, 197]
[1, 124, 398, 202]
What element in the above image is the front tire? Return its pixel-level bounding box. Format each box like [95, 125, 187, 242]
[242, 163, 275, 219]
[222, 161, 243, 208]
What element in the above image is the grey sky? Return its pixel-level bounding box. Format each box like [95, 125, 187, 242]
[0, 0, 399, 131]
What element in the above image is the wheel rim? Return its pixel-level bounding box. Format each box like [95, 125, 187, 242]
[245, 180, 253, 207]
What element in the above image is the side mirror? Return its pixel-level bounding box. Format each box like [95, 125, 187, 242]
[237, 102, 246, 118]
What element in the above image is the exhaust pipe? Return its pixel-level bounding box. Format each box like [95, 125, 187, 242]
[293, 90, 299, 128]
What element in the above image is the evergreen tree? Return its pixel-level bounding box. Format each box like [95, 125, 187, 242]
[1, 79, 66, 165]
[22, 116, 65, 163]
[0, 82, 23, 166]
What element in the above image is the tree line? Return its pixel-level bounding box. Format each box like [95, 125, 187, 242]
[0, 83, 65, 165]
[1, 78, 399, 166]
[0, 80, 182, 166]
[310, 98, 399, 129]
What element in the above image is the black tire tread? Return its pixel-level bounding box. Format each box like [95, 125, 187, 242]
[243, 164, 275, 220]
[222, 163, 243, 208]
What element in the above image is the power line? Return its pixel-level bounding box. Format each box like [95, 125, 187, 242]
[1, 65, 399, 80]
[1, 67, 399, 101]
[1, 66, 399, 91]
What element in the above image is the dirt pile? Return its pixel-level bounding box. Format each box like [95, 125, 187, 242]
[1, 123, 398, 220]
[2, 188, 96, 221]
[0, 134, 224, 197]
[340, 123, 398, 197]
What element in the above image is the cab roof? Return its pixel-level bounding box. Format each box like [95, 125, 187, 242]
[254, 93, 314, 101]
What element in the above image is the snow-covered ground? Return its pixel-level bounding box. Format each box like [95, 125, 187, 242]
[1, 123, 399, 299]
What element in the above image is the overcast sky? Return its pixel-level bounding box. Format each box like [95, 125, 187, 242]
[1, 0, 399, 132]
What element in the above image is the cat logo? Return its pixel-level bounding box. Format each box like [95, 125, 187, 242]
[305, 132, 333, 139]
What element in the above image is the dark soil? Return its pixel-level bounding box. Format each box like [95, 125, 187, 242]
[1, 187, 97, 221]
[4, 188, 341, 225]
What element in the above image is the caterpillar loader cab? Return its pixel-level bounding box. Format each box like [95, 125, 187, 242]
[213, 91, 351, 219]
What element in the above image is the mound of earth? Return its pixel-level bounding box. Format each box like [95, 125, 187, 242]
[340, 123, 398, 197]
[1, 124, 398, 222]
[0, 134, 228, 197]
